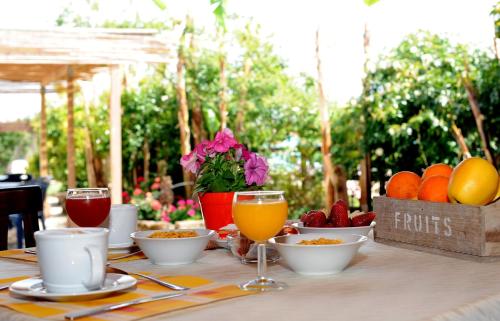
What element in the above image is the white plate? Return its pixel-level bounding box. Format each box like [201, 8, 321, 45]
[215, 224, 238, 250]
[108, 243, 138, 253]
[9, 273, 137, 302]
[214, 238, 229, 249]
[109, 242, 134, 249]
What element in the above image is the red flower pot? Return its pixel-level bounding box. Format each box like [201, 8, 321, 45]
[199, 192, 235, 231]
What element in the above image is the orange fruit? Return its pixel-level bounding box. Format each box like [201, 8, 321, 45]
[386, 171, 421, 200]
[494, 179, 500, 202]
[417, 175, 450, 203]
[492, 176, 500, 202]
[422, 163, 453, 180]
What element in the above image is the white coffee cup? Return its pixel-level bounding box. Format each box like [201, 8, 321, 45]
[108, 204, 138, 247]
[35, 228, 108, 293]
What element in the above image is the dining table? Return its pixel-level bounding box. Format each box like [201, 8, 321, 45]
[1, 235, 500, 321]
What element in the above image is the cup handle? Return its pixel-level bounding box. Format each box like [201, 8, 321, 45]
[82, 245, 105, 290]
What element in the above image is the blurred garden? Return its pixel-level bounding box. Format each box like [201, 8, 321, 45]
[0, 0, 499, 222]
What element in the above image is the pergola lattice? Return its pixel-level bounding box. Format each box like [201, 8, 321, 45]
[0, 28, 174, 203]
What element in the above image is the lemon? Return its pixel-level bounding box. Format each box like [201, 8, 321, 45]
[448, 157, 499, 206]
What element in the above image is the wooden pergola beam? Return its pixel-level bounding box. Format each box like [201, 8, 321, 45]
[0, 28, 173, 65]
[0, 64, 105, 84]
[0, 121, 31, 132]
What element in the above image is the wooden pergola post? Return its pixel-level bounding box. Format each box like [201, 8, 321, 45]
[39, 84, 49, 177]
[315, 29, 336, 209]
[359, 155, 371, 212]
[67, 66, 76, 188]
[110, 65, 123, 204]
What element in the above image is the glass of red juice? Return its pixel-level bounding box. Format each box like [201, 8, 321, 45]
[65, 188, 111, 227]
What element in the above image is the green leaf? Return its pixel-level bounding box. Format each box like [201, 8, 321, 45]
[152, 0, 166, 10]
[211, 0, 226, 31]
[364, 0, 380, 6]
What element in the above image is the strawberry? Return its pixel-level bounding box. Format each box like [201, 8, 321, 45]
[329, 200, 350, 227]
[336, 200, 349, 217]
[302, 210, 327, 227]
[276, 226, 299, 236]
[300, 212, 311, 223]
[304, 211, 326, 227]
[351, 212, 376, 227]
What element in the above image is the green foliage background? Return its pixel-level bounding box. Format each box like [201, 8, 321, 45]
[0, 132, 32, 172]
[355, 32, 499, 194]
[1, 2, 498, 219]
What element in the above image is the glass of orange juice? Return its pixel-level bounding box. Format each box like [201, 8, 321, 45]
[232, 191, 288, 291]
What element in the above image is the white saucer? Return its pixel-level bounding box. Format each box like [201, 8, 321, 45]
[214, 238, 229, 249]
[9, 273, 137, 302]
[108, 243, 137, 253]
[109, 241, 134, 249]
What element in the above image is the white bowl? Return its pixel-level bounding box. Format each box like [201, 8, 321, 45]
[131, 229, 215, 265]
[292, 221, 375, 237]
[269, 233, 367, 275]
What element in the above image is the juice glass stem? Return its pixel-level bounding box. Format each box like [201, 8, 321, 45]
[239, 241, 286, 292]
[257, 243, 267, 281]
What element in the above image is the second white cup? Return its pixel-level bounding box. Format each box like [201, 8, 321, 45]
[108, 204, 138, 247]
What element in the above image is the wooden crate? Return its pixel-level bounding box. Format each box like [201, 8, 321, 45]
[373, 196, 500, 261]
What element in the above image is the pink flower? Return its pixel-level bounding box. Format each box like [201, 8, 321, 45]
[195, 140, 214, 163]
[178, 199, 186, 206]
[133, 188, 142, 196]
[241, 148, 252, 161]
[161, 211, 170, 222]
[154, 177, 161, 183]
[151, 200, 162, 211]
[186, 199, 194, 206]
[244, 154, 268, 186]
[151, 182, 160, 190]
[212, 128, 238, 153]
[180, 151, 200, 174]
[168, 204, 177, 213]
[122, 191, 131, 203]
[187, 209, 196, 217]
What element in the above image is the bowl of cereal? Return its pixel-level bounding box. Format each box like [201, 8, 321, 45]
[269, 233, 367, 275]
[131, 229, 215, 265]
[292, 221, 375, 237]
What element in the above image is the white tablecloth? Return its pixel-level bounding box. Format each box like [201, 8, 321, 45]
[1, 238, 500, 321]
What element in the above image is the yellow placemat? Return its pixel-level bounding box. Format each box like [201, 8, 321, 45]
[0, 249, 146, 263]
[0, 274, 254, 321]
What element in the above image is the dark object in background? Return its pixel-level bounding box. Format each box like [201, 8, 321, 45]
[29, 176, 50, 230]
[0, 174, 49, 248]
[0, 185, 42, 250]
[0, 173, 32, 185]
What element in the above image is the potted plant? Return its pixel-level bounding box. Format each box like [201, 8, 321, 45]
[124, 176, 202, 230]
[161, 198, 202, 224]
[180, 128, 269, 230]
